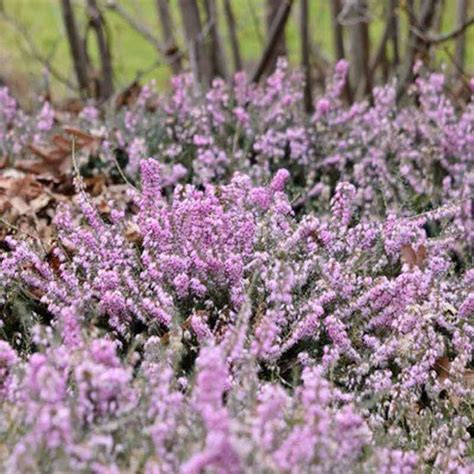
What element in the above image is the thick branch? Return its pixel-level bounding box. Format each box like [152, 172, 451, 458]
[87, 0, 114, 99]
[178, 0, 213, 87]
[60, 0, 90, 94]
[223, 0, 242, 72]
[418, 16, 474, 44]
[251, 0, 294, 83]
[300, 0, 312, 113]
[155, 0, 182, 73]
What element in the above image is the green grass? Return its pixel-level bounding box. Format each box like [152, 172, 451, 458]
[1, 0, 473, 99]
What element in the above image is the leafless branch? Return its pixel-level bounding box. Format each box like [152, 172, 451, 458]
[86, 0, 114, 99]
[155, 0, 182, 73]
[0, 8, 77, 92]
[251, 0, 294, 83]
[105, 1, 162, 50]
[223, 0, 242, 72]
[300, 0, 312, 113]
[60, 0, 90, 94]
[413, 16, 474, 44]
[106, 0, 183, 70]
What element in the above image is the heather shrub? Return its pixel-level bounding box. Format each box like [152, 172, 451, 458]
[1, 161, 473, 471]
[0, 63, 473, 472]
[3, 61, 472, 218]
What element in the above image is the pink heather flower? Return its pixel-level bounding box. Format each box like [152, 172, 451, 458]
[183, 345, 240, 474]
[330, 181, 356, 228]
[316, 98, 331, 115]
[0, 341, 18, 401]
[0, 87, 17, 122]
[249, 187, 272, 210]
[335, 59, 349, 76]
[270, 169, 290, 192]
[36, 101, 55, 132]
[79, 105, 99, 121]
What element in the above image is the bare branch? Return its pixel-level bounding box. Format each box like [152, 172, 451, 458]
[204, 0, 228, 78]
[155, 0, 182, 73]
[300, 0, 312, 113]
[106, 0, 183, 71]
[86, 0, 114, 100]
[329, 0, 352, 103]
[223, 0, 242, 72]
[454, 0, 468, 71]
[60, 0, 90, 94]
[396, 0, 440, 101]
[330, 0, 345, 60]
[265, 0, 288, 73]
[106, 1, 162, 50]
[178, 0, 213, 87]
[0, 8, 77, 92]
[415, 16, 474, 44]
[251, 0, 294, 83]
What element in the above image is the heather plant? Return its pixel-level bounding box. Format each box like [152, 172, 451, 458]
[1, 159, 472, 471]
[3, 60, 472, 220]
[102, 60, 473, 219]
[0, 322, 428, 474]
[0, 59, 473, 472]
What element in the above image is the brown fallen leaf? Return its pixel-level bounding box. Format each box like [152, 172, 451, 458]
[464, 370, 474, 389]
[10, 196, 31, 215]
[29, 193, 51, 212]
[62, 125, 97, 145]
[84, 176, 106, 197]
[115, 81, 142, 109]
[51, 134, 73, 152]
[434, 356, 451, 384]
[45, 245, 62, 276]
[401, 243, 427, 269]
[27, 143, 70, 163]
[124, 222, 142, 243]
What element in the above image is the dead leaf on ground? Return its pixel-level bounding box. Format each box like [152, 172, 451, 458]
[401, 243, 427, 269]
[115, 81, 142, 109]
[84, 175, 106, 196]
[124, 222, 142, 243]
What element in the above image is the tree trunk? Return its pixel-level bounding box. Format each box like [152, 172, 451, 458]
[389, 0, 399, 67]
[329, 0, 352, 103]
[397, 0, 439, 100]
[204, 0, 227, 78]
[156, 0, 182, 74]
[347, 0, 371, 100]
[300, 0, 312, 113]
[178, 0, 213, 88]
[454, 0, 468, 71]
[60, 0, 89, 96]
[223, 0, 242, 72]
[86, 0, 114, 100]
[330, 0, 345, 60]
[251, 0, 293, 82]
[370, 1, 398, 79]
[265, 0, 288, 73]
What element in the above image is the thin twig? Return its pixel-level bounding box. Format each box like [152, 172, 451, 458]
[0, 9, 77, 91]
[414, 16, 474, 44]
